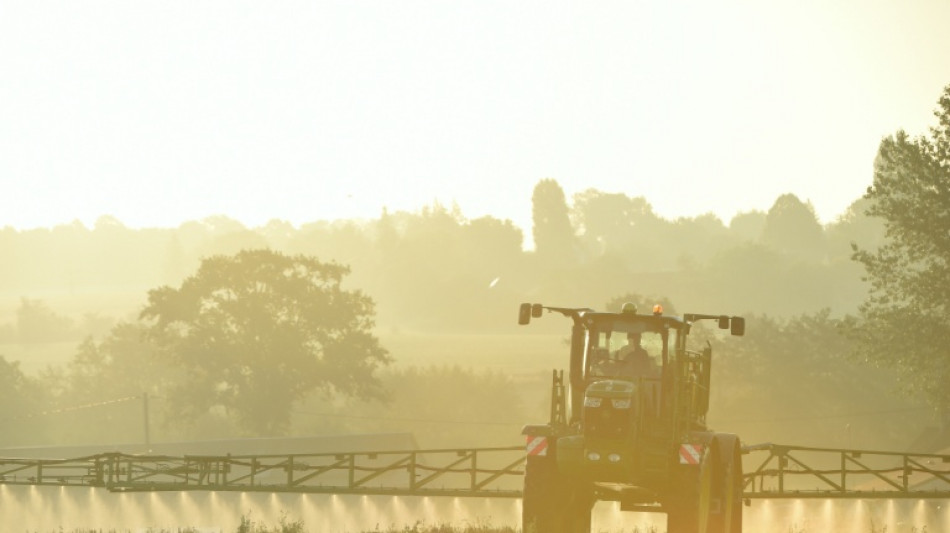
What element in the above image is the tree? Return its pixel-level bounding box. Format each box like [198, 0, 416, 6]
[39, 323, 176, 446]
[531, 179, 576, 263]
[572, 190, 645, 255]
[848, 85, 950, 419]
[140, 249, 390, 435]
[760, 193, 826, 261]
[0, 356, 49, 447]
[714, 311, 925, 450]
[728, 210, 766, 243]
[16, 298, 75, 343]
[571, 189, 678, 271]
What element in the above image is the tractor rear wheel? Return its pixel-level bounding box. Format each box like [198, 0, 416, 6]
[666, 438, 719, 533]
[708, 436, 743, 533]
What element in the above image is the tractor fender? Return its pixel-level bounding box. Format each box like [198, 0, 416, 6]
[684, 430, 715, 450]
[683, 432, 741, 472]
[522, 424, 555, 436]
[712, 433, 741, 469]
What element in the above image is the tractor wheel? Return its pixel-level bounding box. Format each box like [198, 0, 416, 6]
[666, 438, 720, 533]
[709, 436, 743, 533]
[522, 455, 593, 533]
[523, 455, 568, 533]
[563, 483, 594, 533]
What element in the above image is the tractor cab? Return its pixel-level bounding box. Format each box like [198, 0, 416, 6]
[581, 309, 680, 435]
[584, 309, 677, 383]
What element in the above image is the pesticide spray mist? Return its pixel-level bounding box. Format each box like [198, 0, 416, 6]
[2, 485, 947, 532]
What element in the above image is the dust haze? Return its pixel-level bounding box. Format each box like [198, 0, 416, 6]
[0, 183, 931, 456]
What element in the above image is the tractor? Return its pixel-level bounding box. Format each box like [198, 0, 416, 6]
[518, 302, 746, 533]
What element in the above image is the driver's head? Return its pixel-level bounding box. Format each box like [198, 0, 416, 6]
[627, 332, 641, 345]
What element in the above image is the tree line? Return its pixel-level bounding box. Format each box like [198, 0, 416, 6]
[1, 186, 881, 334]
[0, 85, 948, 451]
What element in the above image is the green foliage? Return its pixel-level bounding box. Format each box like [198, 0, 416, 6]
[532, 178, 576, 264]
[237, 513, 305, 533]
[0, 355, 49, 446]
[140, 249, 390, 435]
[14, 297, 76, 343]
[368, 521, 516, 533]
[0, 178, 888, 335]
[0, 173, 907, 446]
[729, 210, 767, 242]
[31, 322, 186, 445]
[360, 204, 525, 331]
[761, 193, 826, 261]
[572, 190, 661, 261]
[713, 310, 927, 449]
[848, 84, 950, 415]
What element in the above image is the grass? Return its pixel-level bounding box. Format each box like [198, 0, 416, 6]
[40, 521, 944, 533]
[365, 522, 517, 533]
[35, 514, 663, 533]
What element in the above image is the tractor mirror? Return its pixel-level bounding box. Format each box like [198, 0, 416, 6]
[718, 316, 729, 329]
[731, 317, 745, 336]
[532, 303, 543, 318]
[518, 303, 532, 325]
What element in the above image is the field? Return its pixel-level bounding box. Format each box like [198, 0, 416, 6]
[6, 484, 942, 533]
[49, 523, 521, 533]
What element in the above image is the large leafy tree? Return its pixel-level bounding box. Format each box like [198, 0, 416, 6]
[849, 85, 950, 417]
[141, 249, 390, 435]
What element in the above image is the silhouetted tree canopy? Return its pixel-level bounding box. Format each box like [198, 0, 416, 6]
[0, 167, 929, 447]
[572, 190, 656, 255]
[728, 211, 767, 243]
[16, 298, 75, 343]
[0, 356, 47, 446]
[848, 85, 950, 417]
[761, 193, 825, 260]
[532, 178, 576, 263]
[714, 310, 922, 448]
[140, 249, 390, 435]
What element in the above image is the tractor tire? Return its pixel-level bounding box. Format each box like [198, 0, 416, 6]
[707, 435, 743, 533]
[523, 454, 561, 533]
[564, 483, 594, 533]
[522, 455, 594, 533]
[666, 438, 720, 533]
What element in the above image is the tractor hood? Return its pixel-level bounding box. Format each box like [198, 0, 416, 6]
[585, 379, 637, 400]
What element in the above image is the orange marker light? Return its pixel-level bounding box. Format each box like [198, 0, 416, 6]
[652, 304, 663, 315]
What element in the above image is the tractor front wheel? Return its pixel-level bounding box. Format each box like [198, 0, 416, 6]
[522, 455, 593, 533]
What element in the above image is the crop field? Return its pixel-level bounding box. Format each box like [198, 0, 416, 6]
[5, 483, 945, 533]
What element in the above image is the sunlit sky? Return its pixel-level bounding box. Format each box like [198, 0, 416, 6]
[2, 1, 949, 235]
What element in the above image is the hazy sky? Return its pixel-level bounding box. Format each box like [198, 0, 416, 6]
[3, 1, 949, 235]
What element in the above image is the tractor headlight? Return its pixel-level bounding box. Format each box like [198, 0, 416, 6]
[611, 399, 632, 409]
[608, 453, 621, 463]
[584, 397, 602, 408]
[587, 452, 601, 461]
